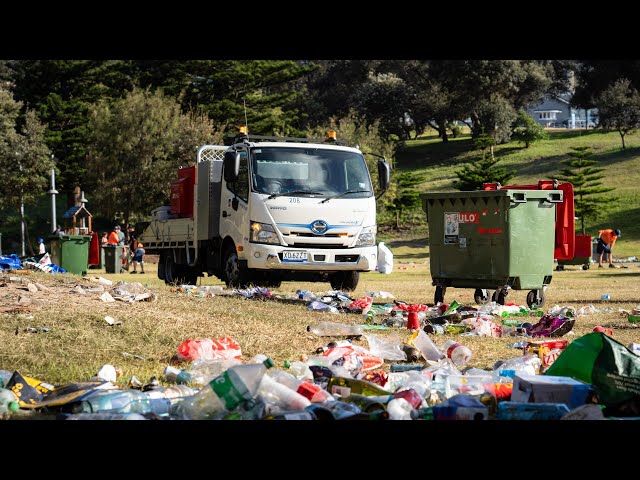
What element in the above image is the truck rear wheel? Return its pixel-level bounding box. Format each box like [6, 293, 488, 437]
[158, 253, 166, 280]
[164, 254, 177, 284]
[330, 271, 359, 292]
[223, 244, 248, 288]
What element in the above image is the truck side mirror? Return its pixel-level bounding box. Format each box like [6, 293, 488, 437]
[377, 160, 390, 190]
[223, 151, 240, 183]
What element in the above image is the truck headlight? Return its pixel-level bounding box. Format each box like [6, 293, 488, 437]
[356, 225, 376, 246]
[250, 221, 280, 245]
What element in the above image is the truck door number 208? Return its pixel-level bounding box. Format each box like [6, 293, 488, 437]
[289, 197, 300, 203]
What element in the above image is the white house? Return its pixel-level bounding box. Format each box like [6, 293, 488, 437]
[527, 93, 597, 129]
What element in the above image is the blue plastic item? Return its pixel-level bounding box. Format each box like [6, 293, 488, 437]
[0, 254, 22, 271]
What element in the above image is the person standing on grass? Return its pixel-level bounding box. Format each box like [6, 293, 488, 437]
[107, 225, 122, 245]
[37, 237, 45, 254]
[130, 242, 145, 274]
[597, 228, 621, 268]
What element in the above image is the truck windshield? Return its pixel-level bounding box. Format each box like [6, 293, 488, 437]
[250, 147, 373, 198]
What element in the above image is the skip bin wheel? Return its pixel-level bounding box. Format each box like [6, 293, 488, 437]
[582, 264, 590, 270]
[492, 289, 507, 305]
[556, 265, 565, 271]
[526, 289, 545, 309]
[473, 288, 489, 305]
[434, 285, 446, 305]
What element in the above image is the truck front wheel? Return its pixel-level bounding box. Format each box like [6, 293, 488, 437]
[330, 271, 359, 292]
[223, 244, 248, 288]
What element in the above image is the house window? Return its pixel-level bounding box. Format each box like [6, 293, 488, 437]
[538, 113, 543, 119]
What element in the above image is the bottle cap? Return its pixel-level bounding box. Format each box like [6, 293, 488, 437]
[263, 357, 275, 369]
[9, 401, 19, 412]
[284, 360, 291, 369]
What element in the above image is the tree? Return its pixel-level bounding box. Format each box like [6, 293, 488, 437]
[512, 109, 548, 148]
[572, 60, 640, 109]
[453, 135, 515, 191]
[557, 147, 616, 235]
[0, 87, 53, 255]
[594, 78, 640, 149]
[86, 88, 222, 227]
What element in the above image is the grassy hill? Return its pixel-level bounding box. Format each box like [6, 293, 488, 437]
[383, 128, 640, 259]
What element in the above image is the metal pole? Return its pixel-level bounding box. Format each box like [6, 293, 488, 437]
[48, 158, 58, 234]
[20, 197, 25, 257]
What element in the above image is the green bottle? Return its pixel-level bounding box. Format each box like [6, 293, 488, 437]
[410, 406, 435, 420]
[344, 393, 393, 412]
[327, 377, 391, 397]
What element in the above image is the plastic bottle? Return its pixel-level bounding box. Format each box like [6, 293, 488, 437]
[71, 389, 172, 416]
[286, 361, 314, 381]
[0, 370, 13, 389]
[408, 329, 444, 361]
[387, 388, 424, 420]
[176, 357, 275, 420]
[258, 374, 312, 412]
[493, 354, 542, 377]
[377, 241, 393, 274]
[442, 339, 473, 366]
[145, 385, 196, 402]
[189, 357, 243, 383]
[315, 340, 352, 355]
[268, 370, 334, 404]
[0, 388, 19, 414]
[63, 412, 147, 420]
[307, 321, 364, 337]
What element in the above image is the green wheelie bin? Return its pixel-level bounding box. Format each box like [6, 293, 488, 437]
[49, 234, 92, 275]
[103, 245, 123, 274]
[421, 186, 565, 308]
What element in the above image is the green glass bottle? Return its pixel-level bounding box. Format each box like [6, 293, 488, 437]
[327, 377, 391, 397]
[344, 393, 393, 412]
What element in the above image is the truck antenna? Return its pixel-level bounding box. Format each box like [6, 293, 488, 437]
[243, 99, 249, 133]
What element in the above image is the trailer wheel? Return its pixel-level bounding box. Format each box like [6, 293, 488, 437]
[473, 288, 489, 305]
[330, 271, 359, 292]
[434, 285, 446, 305]
[223, 244, 248, 288]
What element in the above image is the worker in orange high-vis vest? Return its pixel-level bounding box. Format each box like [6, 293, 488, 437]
[107, 225, 122, 245]
[596, 228, 621, 268]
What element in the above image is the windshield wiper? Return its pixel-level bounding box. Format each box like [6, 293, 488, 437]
[266, 190, 325, 200]
[321, 189, 371, 203]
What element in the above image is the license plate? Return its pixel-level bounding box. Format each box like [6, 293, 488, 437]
[282, 250, 308, 262]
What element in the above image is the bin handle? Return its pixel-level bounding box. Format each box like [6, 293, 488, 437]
[510, 192, 527, 203]
[546, 192, 563, 203]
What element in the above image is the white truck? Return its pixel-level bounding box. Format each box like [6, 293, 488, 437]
[138, 130, 391, 291]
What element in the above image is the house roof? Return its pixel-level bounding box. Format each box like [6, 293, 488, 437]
[63, 205, 92, 219]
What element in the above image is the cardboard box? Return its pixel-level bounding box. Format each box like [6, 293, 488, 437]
[511, 374, 592, 409]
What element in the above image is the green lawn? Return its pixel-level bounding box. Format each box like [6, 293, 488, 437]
[392, 129, 640, 258]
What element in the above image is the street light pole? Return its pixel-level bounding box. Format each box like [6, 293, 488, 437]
[48, 156, 58, 234]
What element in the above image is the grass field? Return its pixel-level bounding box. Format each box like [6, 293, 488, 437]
[394, 128, 640, 257]
[2, 251, 639, 388]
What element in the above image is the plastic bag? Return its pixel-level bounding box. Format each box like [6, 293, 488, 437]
[377, 242, 393, 274]
[364, 334, 407, 361]
[176, 337, 242, 362]
[322, 345, 383, 375]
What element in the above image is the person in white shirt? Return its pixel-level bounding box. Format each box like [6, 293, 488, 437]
[37, 237, 46, 254]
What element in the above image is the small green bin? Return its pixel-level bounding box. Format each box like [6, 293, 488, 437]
[103, 245, 123, 274]
[49, 234, 92, 275]
[420, 188, 563, 308]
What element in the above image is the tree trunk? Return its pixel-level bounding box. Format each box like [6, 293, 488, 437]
[395, 210, 400, 230]
[438, 123, 449, 143]
[581, 216, 585, 236]
[620, 130, 626, 149]
[525, 140, 530, 148]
